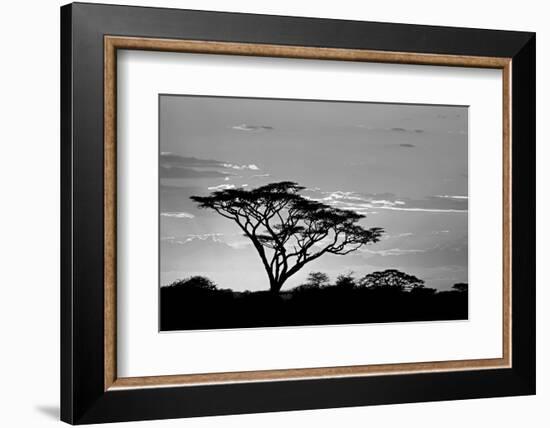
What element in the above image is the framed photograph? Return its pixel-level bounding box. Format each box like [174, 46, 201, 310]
[61, 2, 535, 424]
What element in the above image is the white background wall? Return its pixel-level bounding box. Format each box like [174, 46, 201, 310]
[0, 0, 546, 426]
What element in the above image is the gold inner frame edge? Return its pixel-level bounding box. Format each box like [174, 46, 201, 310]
[104, 36, 512, 391]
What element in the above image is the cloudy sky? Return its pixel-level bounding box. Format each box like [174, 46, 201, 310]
[159, 95, 468, 291]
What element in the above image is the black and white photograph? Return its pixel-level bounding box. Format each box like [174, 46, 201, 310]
[159, 95, 469, 331]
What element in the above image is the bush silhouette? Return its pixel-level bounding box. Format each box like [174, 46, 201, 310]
[306, 272, 330, 288]
[168, 276, 218, 291]
[335, 272, 357, 289]
[452, 283, 468, 292]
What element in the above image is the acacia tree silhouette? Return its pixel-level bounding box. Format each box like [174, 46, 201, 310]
[191, 181, 383, 293]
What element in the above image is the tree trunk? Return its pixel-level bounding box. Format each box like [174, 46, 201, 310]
[269, 278, 285, 294]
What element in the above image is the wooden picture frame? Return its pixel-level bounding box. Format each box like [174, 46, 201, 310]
[61, 2, 535, 424]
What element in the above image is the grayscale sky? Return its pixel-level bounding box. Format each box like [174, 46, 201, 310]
[159, 95, 468, 291]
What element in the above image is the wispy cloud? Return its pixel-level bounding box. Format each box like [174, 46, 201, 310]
[435, 195, 468, 200]
[232, 124, 273, 132]
[319, 191, 364, 202]
[361, 248, 427, 256]
[378, 206, 467, 213]
[222, 163, 260, 171]
[226, 240, 252, 249]
[207, 184, 236, 191]
[356, 125, 425, 134]
[362, 236, 468, 268]
[159, 154, 261, 179]
[162, 233, 251, 250]
[398, 232, 414, 237]
[356, 124, 465, 136]
[160, 154, 232, 179]
[160, 165, 231, 179]
[160, 154, 225, 168]
[307, 189, 467, 214]
[160, 211, 195, 219]
[161, 233, 225, 245]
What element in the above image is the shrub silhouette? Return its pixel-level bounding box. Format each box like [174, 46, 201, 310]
[335, 272, 357, 289]
[452, 283, 468, 292]
[305, 272, 330, 288]
[292, 272, 332, 293]
[191, 182, 383, 293]
[168, 276, 218, 291]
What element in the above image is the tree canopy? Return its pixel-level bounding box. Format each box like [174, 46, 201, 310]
[191, 181, 383, 292]
[359, 269, 425, 291]
[305, 272, 330, 288]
